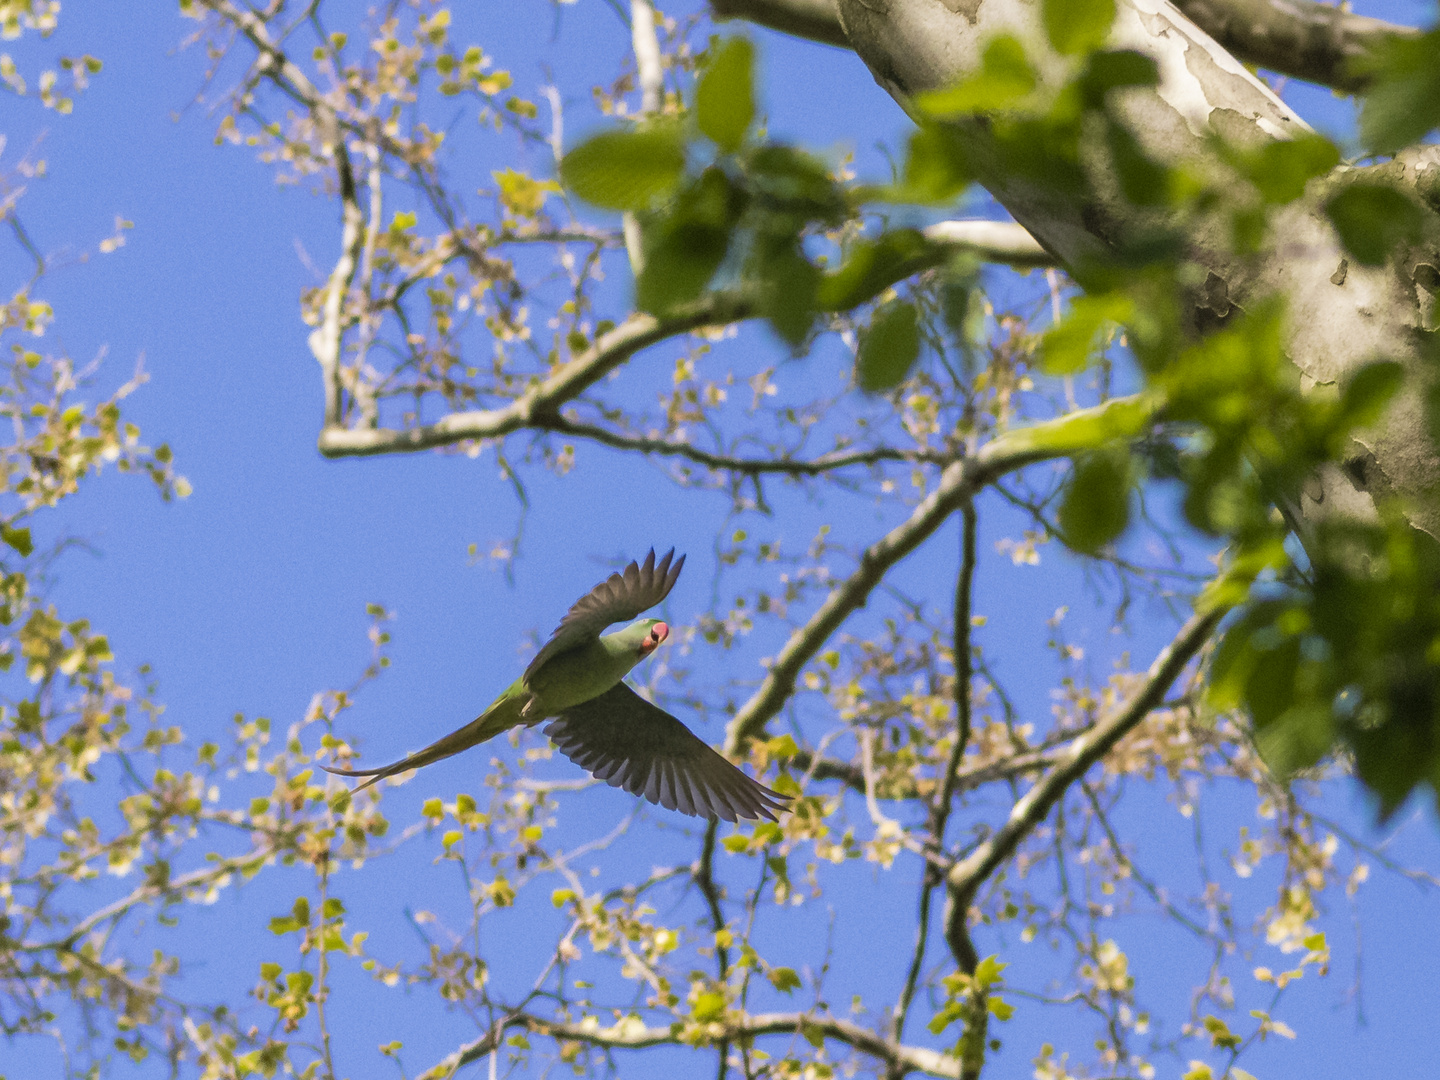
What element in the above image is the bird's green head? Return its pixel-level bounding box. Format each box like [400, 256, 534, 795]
[615, 617, 669, 660]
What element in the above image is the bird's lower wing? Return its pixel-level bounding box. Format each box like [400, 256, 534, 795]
[544, 682, 790, 822]
[323, 690, 526, 793]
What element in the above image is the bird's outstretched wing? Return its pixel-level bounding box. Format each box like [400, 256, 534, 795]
[544, 682, 790, 822]
[523, 548, 685, 684]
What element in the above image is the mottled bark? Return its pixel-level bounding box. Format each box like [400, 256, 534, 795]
[711, 0, 1419, 93]
[822, 0, 1440, 539]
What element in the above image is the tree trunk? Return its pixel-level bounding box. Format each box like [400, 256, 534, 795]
[734, 0, 1440, 539]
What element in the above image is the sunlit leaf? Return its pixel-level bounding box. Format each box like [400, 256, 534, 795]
[696, 37, 755, 153]
[560, 127, 686, 210]
[919, 36, 1036, 116]
[1043, 0, 1115, 56]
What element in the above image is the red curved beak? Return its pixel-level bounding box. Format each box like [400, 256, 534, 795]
[639, 621, 669, 657]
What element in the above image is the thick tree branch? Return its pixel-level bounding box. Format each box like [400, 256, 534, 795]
[712, 0, 850, 48]
[712, 0, 1419, 93]
[723, 393, 1163, 755]
[419, 1009, 965, 1080]
[317, 292, 751, 456]
[317, 221, 1051, 459]
[1170, 0, 1418, 94]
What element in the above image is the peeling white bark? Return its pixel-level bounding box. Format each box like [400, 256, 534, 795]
[834, 0, 1440, 539]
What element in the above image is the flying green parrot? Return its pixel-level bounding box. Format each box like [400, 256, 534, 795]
[323, 549, 789, 822]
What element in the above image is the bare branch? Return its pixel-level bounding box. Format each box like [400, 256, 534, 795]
[317, 292, 752, 456]
[793, 738, 1089, 797]
[539, 414, 950, 475]
[921, 220, 1053, 269]
[945, 606, 1225, 907]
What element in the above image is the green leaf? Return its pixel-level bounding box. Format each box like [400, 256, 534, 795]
[1238, 133, 1341, 205]
[636, 167, 745, 313]
[768, 966, 802, 993]
[691, 991, 727, 1022]
[1, 526, 32, 558]
[1256, 701, 1336, 778]
[857, 301, 921, 392]
[986, 995, 1016, 1020]
[560, 127, 686, 210]
[1041, 292, 1133, 375]
[1244, 634, 1301, 729]
[1059, 450, 1132, 553]
[1077, 50, 1159, 107]
[817, 229, 930, 312]
[898, 124, 972, 204]
[696, 38, 755, 153]
[753, 239, 819, 345]
[1107, 121, 1168, 207]
[1338, 360, 1403, 430]
[746, 144, 847, 224]
[973, 954, 1007, 987]
[998, 392, 1159, 457]
[1043, 0, 1115, 56]
[919, 36, 1037, 117]
[1358, 28, 1440, 155]
[1207, 608, 1268, 710]
[1324, 181, 1426, 267]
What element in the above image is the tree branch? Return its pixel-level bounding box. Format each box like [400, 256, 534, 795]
[538, 414, 951, 475]
[316, 292, 752, 456]
[418, 1009, 966, 1080]
[793, 737, 1093, 797]
[944, 606, 1225, 909]
[1170, 0, 1418, 94]
[722, 393, 1165, 755]
[316, 220, 1052, 460]
[891, 502, 977, 1052]
[711, 0, 850, 48]
[711, 0, 1419, 94]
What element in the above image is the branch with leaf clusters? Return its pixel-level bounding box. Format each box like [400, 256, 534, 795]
[314, 220, 1051, 465]
[944, 605, 1225, 913]
[419, 1008, 969, 1080]
[723, 392, 1164, 754]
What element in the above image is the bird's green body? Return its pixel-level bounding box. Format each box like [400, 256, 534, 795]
[525, 620, 660, 711]
[347, 620, 663, 783]
[324, 550, 787, 821]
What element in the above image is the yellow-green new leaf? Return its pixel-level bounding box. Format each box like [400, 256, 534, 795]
[560, 127, 686, 210]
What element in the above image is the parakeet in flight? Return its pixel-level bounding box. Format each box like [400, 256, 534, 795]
[323, 548, 789, 822]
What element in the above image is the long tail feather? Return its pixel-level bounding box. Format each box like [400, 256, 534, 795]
[322, 689, 527, 794]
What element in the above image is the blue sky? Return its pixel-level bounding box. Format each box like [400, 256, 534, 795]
[4, 2, 1440, 1078]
